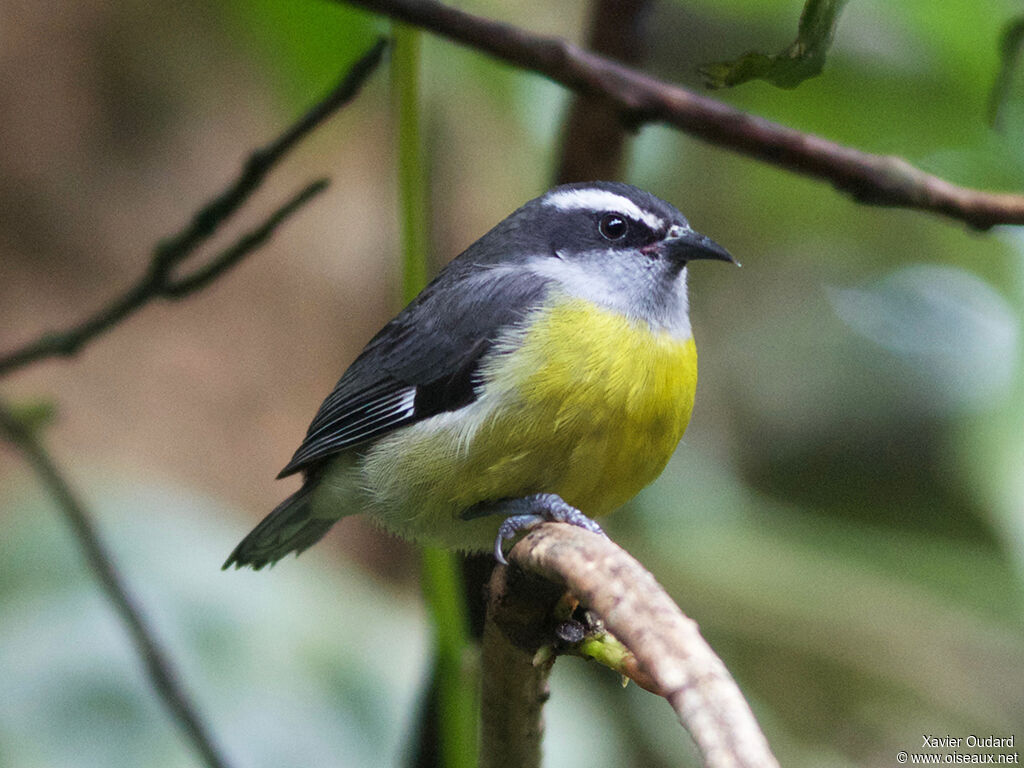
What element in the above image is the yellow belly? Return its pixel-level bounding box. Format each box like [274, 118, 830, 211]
[467, 297, 697, 511]
[347, 297, 698, 549]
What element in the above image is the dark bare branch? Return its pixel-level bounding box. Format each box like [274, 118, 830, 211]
[0, 401, 233, 768]
[0, 39, 386, 379]
[151, 37, 384, 270]
[164, 179, 328, 297]
[487, 523, 780, 768]
[340, 0, 1024, 230]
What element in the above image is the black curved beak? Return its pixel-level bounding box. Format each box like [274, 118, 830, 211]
[663, 224, 736, 265]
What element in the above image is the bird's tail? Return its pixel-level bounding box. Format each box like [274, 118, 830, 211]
[223, 485, 336, 570]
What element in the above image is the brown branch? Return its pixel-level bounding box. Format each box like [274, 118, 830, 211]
[480, 565, 562, 768]
[339, 0, 1024, 230]
[0, 401, 234, 768]
[0, 39, 387, 379]
[486, 523, 779, 768]
[554, 0, 651, 184]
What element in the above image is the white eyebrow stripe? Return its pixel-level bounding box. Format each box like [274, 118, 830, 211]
[542, 188, 665, 230]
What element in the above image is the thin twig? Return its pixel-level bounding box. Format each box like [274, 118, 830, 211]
[0, 39, 387, 379]
[0, 401, 233, 768]
[487, 523, 780, 768]
[339, 0, 1024, 230]
[165, 179, 328, 297]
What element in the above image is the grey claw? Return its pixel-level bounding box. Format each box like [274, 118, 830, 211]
[478, 495, 604, 562]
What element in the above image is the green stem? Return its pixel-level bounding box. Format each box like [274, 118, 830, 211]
[392, 24, 476, 768]
[421, 548, 477, 767]
[393, 25, 429, 304]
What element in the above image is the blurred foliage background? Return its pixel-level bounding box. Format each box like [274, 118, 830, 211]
[1, 0, 1023, 766]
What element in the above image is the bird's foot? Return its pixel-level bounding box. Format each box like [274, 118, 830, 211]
[462, 493, 605, 564]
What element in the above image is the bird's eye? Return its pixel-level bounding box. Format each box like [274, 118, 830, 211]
[598, 213, 628, 241]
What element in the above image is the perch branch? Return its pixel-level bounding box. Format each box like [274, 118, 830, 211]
[0, 401, 233, 768]
[0, 38, 387, 379]
[340, 0, 1024, 230]
[486, 523, 780, 768]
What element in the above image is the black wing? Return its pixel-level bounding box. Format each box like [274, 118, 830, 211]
[278, 264, 551, 478]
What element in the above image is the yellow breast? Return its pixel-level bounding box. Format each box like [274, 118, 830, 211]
[464, 297, 698, 515]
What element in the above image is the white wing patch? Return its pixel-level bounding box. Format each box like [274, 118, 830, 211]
[288, 387, 418, 467]
[543, 188, 665, 231]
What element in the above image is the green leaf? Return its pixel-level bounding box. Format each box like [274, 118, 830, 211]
[699, 0, 848, 90]
[220, 0, 383, 107]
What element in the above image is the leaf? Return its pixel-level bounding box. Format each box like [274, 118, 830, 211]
[221, 0, 383, 107]
[699, 0, 848, 90]
[988, 15, 1024, 128]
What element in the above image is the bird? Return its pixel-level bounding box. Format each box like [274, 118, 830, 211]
[224, 181, 734, 570]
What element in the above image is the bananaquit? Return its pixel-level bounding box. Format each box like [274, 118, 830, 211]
[225, 181, 733, 568]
